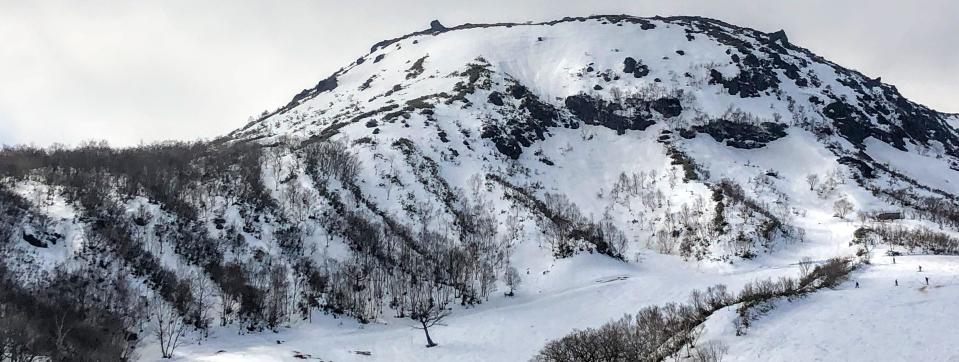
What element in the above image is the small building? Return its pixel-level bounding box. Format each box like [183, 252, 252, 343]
[875, 211, 903, 221]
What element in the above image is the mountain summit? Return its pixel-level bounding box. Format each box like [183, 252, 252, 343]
[233, 15, 958, 162]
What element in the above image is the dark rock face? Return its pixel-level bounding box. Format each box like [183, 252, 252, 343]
[290, 75, 338, 105]
[623, 57, 649, 78]
[823, 101, 870, 145]
[22, 231, 47, 248]
[837, 156, 876, 179]
[487, 92, 504, 106]
[651, 98, 682, 118]
[430, 20, 446, 31]
[709, 66, 777, 98]
[683, 120, 787, 149]
[623, 57, 637, 73]
[565, 94, 655, 135]
[823, 93, 959, 158]
[508, 84, 526, 99]
[481, 84, 566, 160]
[767, 30, 789, 44]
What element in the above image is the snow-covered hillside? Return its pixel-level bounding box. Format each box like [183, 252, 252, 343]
[1, 15, 958, 361]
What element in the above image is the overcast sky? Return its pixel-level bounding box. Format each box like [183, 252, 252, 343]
[1, 0, 956, 147]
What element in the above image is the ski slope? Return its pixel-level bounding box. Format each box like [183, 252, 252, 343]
[701, 252, 959, 361]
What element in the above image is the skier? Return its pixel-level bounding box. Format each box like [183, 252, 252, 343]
[895, 279, 899, 286]
[892, 257, 896, 264]
[925, 277, 929, 285]
[919, 265, 922, 272]
[855, 282, 860, 288]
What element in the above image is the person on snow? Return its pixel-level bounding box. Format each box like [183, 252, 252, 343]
[919, 265, 923, 272]
[895, 279, 899, 286]
[855, 282, 860, 288]
[925, 277, 929, 285]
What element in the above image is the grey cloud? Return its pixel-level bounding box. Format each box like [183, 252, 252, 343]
[1, 0, 956, 146]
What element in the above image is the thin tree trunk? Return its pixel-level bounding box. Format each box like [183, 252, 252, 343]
[421, 320, 437, 347]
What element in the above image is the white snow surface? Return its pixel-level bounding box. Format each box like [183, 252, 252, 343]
[699, 253, 959, 361]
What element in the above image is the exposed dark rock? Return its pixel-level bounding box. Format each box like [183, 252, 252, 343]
[686, 120, 787, 149]
[481, 82, 566, 159]
[406, 56, 428, 79]
[623, 57, 638, 73]
[767, 29, 789, 44]
[565, 94, 655, 135]
[623, 57, 650, 78]
[487, 92, 504, 106]
[508, 84, 528, 99]
[709, 64, 777, 98]
[22, 231, 47, 248]
[651, 98, 683, 118]
[290, 75, 338, 105]
[838, 156, 876, 179]
[430, 20, 446, 31]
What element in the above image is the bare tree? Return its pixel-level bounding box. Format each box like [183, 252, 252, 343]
[52, 311, 74, 354]
[798, 257, 814, 279]
[504, 266, 522, 297]
[805, 174, 819, 191]
[833, 197, 854, 219]
[190, 272, 215, 340]
[692, 341, 729, 362]
[152, 300, 188, 359]
[409, 286, 451, 348]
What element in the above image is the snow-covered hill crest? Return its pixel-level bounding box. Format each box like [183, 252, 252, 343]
[233, 15, 959, 161]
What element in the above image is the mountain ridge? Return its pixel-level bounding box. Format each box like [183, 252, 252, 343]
[230, 14, 958, 164]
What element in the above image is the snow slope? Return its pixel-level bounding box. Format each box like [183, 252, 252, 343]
[700, 252, 959, 361]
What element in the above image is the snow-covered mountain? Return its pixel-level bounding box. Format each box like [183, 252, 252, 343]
[2, 15, 958, 361]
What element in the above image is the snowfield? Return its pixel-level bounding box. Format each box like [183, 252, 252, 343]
[701, 253, 959, 361]
[159, 255, 821, 361]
